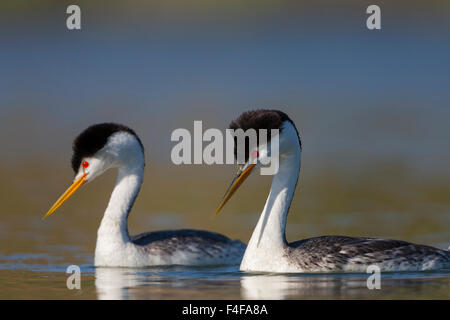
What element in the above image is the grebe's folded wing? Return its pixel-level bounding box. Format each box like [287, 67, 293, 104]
[131, 229, 246, 258]
[287, 236, 450, 271]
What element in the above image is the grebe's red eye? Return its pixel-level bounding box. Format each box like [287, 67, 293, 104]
[252, 151, 259, 159]
[82, 161, 89, 168]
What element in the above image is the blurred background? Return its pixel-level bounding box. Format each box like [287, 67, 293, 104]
[1, 0, 450, 270]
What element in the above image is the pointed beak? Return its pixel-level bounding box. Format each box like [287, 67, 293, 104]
[214, 163, 256, 216]
[43, 173, 88, 219]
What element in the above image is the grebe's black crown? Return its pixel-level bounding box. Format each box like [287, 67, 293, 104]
[71, 123, 144, 173]
[229, 109, 301, 161]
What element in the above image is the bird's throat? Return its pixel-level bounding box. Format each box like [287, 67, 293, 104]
[240, 147, 300, 269]
[96, 163, 144, 254]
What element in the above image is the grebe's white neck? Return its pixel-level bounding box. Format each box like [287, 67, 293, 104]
[98, 162, 144, 242]
[94, 132, 145, 264]
[240, 123, 301, 270]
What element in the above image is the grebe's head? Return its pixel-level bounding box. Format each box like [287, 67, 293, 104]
[71, 123, 144, 182]
[44, 123, 144, 219]
[229, 109, 301, 167]
[215, 109, 301, 216]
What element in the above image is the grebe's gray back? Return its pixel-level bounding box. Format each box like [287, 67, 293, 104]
[44, 123, 245, 267]
[287, 236, 449, 272]
[215, 110, 450, 272]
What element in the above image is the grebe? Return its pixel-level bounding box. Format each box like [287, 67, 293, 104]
[44, 123, 245, 267]
[215, 109, 450, 273]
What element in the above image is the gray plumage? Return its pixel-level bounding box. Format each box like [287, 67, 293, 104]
[285, 236, 450, 272]
[131, 229, 246, 265]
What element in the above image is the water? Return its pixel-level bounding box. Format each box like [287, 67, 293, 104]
[1, 251, 449, 300]
[1, 166, 450, 300]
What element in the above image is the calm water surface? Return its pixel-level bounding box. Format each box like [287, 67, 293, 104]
[1, 252, 449, 300]
[1, 169, 450, 300]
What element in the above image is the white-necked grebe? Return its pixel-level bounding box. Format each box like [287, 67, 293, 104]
[215, 109, 450, 273]
[44, 123, 245, 267]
